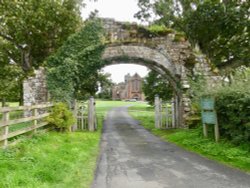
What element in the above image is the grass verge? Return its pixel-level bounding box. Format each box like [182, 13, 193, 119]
[128, 103, 250, 173]
[0, 130, 102, 188]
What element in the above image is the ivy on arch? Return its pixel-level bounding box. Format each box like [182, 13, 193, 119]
[46, 19, 106, 103]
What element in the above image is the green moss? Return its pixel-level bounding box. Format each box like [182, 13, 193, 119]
[173, 32, 187, 42]
[147, 25, 174, 36]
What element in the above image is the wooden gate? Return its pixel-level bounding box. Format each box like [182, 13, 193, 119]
[155, 95, 176, 129]
[76, 101, 88, 130]
[76, 97, 97, 132]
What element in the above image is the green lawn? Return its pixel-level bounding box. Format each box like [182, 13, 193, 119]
[0, 100, 135, 188]
[0, 131, 101, 188]
[128, 102, 250, 173]
[0, 101, 114, 188]
[95, 100, 148, 117]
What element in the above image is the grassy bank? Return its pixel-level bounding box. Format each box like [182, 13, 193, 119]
[0, 131, 101, 188]
[128, 103, 250, 172]
[0, 100, 138, 188]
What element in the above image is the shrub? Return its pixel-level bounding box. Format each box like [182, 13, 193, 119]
[47, 103, 75, 132]
[206, 67, 250, 147]
[215, 89, 250, 147]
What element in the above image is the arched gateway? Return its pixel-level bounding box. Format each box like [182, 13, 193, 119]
[100, 19, 194, 127]
[23, 18, 213, 127]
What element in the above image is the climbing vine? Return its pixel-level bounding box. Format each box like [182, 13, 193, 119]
[46, 19, 106, 103]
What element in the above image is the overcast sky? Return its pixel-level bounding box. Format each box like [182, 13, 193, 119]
[81, 0, 149, 83]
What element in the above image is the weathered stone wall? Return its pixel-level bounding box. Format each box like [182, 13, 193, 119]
[23, 67, 48, 106]
[102, 18, 192, 78]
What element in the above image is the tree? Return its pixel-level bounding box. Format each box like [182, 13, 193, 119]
[143, 70, 173, 105]
[97, 72, 114, 100]
[0, 64, 23, 107]
[0, 0, 83, 73]
[135, 0, 250, 69]
[0, 38, 23, 106]
[184, 1, 250, 68]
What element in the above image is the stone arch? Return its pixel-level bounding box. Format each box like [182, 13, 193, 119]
[101, 44, 185, 127]
[24, 19, 216, 128]
[102, 45, 182, 96]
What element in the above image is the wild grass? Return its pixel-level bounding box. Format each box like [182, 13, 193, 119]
[0, 101, 108, 188]
[0, 130, 101, 188]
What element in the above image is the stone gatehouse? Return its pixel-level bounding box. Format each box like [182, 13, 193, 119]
[112, 73, 145, 101]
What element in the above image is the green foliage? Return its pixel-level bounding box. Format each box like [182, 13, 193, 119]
[166, 129, 250, 172]
[208, 68, 250, 146]
[0, 38, 24, 105]
[136, 0, 249, 69]
[147, 25, 174, 36]
[0, 64, 23, 105]
[47, 103, 75, 132]
[143, 70, 174, 105]
[46, 19, 105, 102]
[0, 0, 83, 72]
[0, 131, 101, 187]
[97, 73, 114, 100]
[184, 1, 250, 68]
[173, 32, 187, 42]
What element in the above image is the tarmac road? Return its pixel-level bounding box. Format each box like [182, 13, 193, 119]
[92, 106, 250, 188]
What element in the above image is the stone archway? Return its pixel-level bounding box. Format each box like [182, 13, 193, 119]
[23, 18, 214, 128]
[101, 44, 185, 127]
[102, 45, 181, 94]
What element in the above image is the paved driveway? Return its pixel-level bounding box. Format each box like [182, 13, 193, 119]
[92, 106, 250, 188]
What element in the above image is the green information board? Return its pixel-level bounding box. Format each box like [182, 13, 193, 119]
[202, 111, 217, 124]
[200, 97, 219, 142]
[201, 97, 215, 110]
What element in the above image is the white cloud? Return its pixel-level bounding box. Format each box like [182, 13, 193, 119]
[82, 0, 140, 22]
[102, 64, 149, 83]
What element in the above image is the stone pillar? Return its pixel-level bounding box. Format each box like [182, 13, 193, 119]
[23, 67, 48, 106]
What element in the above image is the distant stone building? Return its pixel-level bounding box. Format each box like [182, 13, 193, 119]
[112, 73, 145, 101]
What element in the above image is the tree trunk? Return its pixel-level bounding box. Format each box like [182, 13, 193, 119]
[21, 48, 32, 72]
[19, 83, 24, 106]
[1, 98, 6, 107]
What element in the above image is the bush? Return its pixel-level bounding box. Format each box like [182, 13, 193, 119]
[207, 67, 250, 147]
[215, 89, 250, 147]
[47, 103, 75, 132]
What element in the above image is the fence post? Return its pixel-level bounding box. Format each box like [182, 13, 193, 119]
[155, 95, 160, 129]
[1, 111, 9, 148]
[88, 96, 95, 131]
[171, 99, 175, 128]
[33, 108, 38, 133]
[214, 115, 220, 142]
[166, 102, 169, 128]
[71, 99, 78, 132]
[159, 98, 162, 128]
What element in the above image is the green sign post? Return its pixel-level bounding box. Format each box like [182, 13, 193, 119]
[201, 97, 219, 142]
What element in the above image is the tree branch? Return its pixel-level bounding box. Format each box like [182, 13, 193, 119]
[0, 32, 23, 50]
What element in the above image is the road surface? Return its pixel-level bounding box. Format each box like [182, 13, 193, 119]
[92, 106, 250, 188]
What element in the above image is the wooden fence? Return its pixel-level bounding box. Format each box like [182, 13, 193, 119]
[0, 103, 53, 148]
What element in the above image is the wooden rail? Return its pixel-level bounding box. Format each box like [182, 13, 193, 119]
[0, 103, 53, 148]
